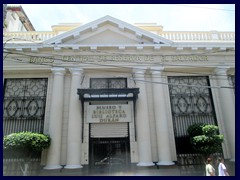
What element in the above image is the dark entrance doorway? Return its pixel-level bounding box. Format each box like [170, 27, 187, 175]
[89, 137, 130, 170]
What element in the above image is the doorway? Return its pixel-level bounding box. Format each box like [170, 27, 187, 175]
[89, 137, 130, 169]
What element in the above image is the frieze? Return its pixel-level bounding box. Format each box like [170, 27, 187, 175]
[29, 55, 208, 64]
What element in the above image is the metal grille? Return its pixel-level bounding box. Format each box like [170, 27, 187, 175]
[3, 78, 48, 135]
[168, 76, 217, 154]
[89, 137, 130, 169]
[90, 78, 127, 89]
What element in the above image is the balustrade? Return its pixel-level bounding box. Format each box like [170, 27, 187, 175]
[3, 31, 58, 42]
[3, 30, 234, 43]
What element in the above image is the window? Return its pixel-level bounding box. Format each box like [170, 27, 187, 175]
[90, 78, 127, 89]
[3, 78, 48, 135]
[168, 76, 217, 154]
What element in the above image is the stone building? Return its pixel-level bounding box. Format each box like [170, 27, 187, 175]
[3, 14, 235, 173]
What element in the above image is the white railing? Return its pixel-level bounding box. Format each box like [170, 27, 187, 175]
[159, 31, 235, 41]
[3, 31, 58, 43]
[3, 30, 235, 43]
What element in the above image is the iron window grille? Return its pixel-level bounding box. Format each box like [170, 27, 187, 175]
[168, 76, 217, 154]
[90, 78, 127, 89]
[3, 78, 48, 135]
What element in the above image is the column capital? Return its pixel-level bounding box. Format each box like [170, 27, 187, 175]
[51, 67, 66, 76]
[214, 66, 230, 75]
[132, 67, 147, 75]
[69, 68, 84, 76]
[150, 66, 164, 75]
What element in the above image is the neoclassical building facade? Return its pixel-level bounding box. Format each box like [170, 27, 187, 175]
[3, 15, 235, 170]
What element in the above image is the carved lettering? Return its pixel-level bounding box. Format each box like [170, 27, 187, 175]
[29, 55, 208, 64]
[29, 57, 53, 63]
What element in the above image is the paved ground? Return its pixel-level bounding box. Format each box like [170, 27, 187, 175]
[38, 161, 235, 176]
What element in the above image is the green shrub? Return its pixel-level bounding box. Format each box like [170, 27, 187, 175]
[3, 131, 51, 156]
[187, 123, 207, 137]
[3, 132, 51, 176]
[187, 123, 223, 155]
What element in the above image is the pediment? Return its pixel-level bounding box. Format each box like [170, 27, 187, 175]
[43, 15, 173, 46]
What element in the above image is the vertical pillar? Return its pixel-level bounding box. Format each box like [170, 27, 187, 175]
[133, 68, 154, 166]
[65, 68, 84, 169]
[44, 67, 65, 169]
[150, 66, 174, 165]
[214, 67, 235, 161]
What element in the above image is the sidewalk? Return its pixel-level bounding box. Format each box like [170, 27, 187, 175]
[39, 162, 236, 176]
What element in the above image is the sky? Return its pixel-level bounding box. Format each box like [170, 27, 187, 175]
[10, 4, 235, 32]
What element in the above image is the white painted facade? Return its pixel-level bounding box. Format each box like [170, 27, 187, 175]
[3, 16, 235, 169]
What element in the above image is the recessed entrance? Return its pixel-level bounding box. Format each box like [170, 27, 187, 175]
[77, 87, 139, 168]
[89, 137, 130, 169]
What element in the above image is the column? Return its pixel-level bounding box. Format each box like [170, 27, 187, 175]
[150, 66, 174, 165]
[214, 67, 235, 161]
[44, 67, 65, 169]
[133, 68, 154, 166]
[65, 68, 84, 169]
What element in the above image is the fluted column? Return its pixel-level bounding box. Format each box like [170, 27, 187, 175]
[150, 66, 174, 165]
[133, 68, 154, 166]
[45, 67, 66, 169]
[65, 68, 84, 169]
[214, 67, 235, 161]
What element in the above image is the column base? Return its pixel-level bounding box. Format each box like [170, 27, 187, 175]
[137, 162, 155, 166]
[157, 161, 175, 166]
[64, 164, 83, 169]
[44, 165, 62, 170]
[229, 158, 235, 162]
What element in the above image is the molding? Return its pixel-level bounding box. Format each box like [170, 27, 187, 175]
[51, 67, 66, 75]
[150, 66, 164, 75]
[132, 67, 147, 76]
[16, 48, 23, 51]
[176, 47, 183, 51]
[4, 40, 235, 52]
[157, 161, 175, 166]
[69, 68, 84, 75]
[31, 47, 38, 52]
[136, 46, 143, 50]
[54, 46, 61, 51]
[44, 165, 62, 170]
[90, 46, 97, 50]
[206, 47, 213, 51]
[137, 162, 155, 166]
[154, 45, 161, 50]
[73, 32, 80, 38]
[64, 165, 83, 169]
[118, 46, 125, 50]
[191, 47, 198, 51]
[214, 66, 230, 75]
